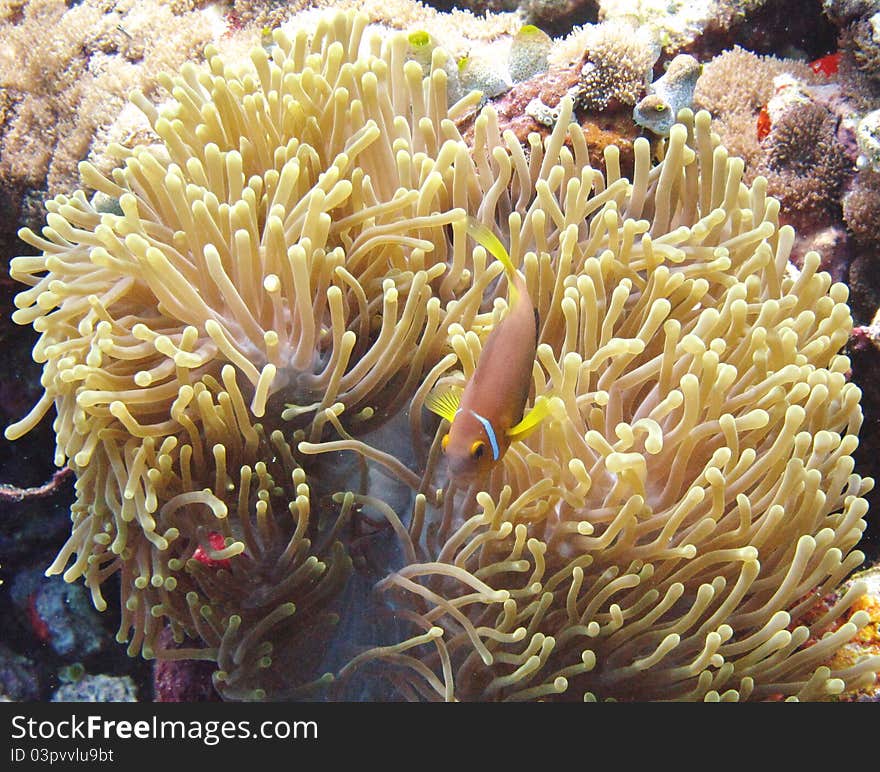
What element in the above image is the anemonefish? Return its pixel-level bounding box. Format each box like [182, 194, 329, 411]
[425, 218, 550, 480]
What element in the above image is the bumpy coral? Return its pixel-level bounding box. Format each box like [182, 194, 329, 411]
[7, 8, 880, 702]
[328, 105, 880, 701]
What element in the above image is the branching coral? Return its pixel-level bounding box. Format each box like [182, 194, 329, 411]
[326, 103, 880, 701]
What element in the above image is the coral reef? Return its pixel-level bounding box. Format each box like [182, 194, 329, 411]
[693, 46, 822, 175]
[4, 5, 880, 702]
[691, 43, 876, 286]
[0, 0, 525, 244]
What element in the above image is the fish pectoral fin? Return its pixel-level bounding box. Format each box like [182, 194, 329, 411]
[424, 385, 463, 423]
[506, 396, 551, 442]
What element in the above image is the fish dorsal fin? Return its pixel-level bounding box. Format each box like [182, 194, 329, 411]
[466, 216, 521, 306]
[506, 395, 551, 442]
[424, 385, 463, 423]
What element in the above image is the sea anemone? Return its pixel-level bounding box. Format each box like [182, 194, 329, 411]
[553, 21, 659, 112]
[327, 104, 880, 701]
[5, 9, 488, 698]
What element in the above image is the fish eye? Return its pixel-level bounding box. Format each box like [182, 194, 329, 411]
[441, 434, 450, 451]
[470, 440, 485, 459]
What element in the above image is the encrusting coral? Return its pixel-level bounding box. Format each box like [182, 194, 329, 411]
[6, 8, 880, 700]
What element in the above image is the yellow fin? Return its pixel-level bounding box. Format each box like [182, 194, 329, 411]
[466, 217, 520, 305]
[506, 396, 550, 442]
[424, 385, 463, 423]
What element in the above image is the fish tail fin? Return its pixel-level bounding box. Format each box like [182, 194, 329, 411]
[466, 216, 521, 305]
[506, 395, 551, 442]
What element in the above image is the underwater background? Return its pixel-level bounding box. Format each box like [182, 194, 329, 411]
[1, 0, 879, 702]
